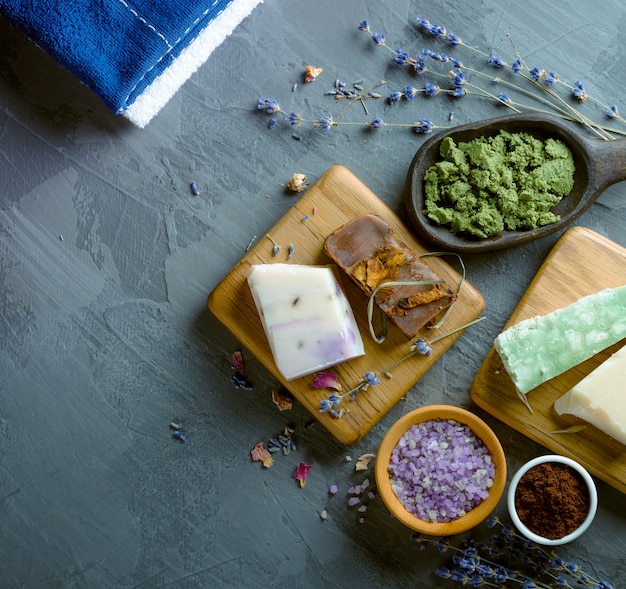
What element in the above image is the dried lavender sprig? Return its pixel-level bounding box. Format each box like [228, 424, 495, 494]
[317, 316, 485, 418]
[362, 16, 621, 139]
[503, 32, 624, 135]
[334, 79, 387, 116]
[359, 23, 577, 128]
[387, 46, 592, 127]
[412, 17, 620, 139]
[412, 516, 614, 589]
[384, 77, 523, 114]
[257, 97, 443, 135]
[422, 31, 610, 138]
[486, 517, 613, 589]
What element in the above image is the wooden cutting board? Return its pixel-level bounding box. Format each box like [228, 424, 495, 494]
[208, 165, 485, 444]
[471, 226, 626, 493]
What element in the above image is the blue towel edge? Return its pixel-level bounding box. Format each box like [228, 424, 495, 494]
[122, 0, 264, 127]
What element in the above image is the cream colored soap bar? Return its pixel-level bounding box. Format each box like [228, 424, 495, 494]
[494, 285, 626, 396]
[247, 264, 365, 381]
[554, 345, 626, 445]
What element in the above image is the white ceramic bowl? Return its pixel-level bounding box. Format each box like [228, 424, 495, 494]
[507, 454, 597, 546]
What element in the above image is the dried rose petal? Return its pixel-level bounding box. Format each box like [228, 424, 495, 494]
[294, 461, 311, 488]
[312, 371, 342, 391]
[304, 65, 323, 83]
[355, 453, 376, 471]
[271, 390, 293, 411]
[251, 442, 274, 468]
[232, 350, 245, 374]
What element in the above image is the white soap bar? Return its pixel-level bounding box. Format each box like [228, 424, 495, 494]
[554, 345, 626, 445]
[247, 264, 365, 381]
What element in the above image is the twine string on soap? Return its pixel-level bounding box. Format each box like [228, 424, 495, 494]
[366, 252, 466, 344]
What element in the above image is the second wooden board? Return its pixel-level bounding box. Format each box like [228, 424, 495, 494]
[471, 226, 626, 493]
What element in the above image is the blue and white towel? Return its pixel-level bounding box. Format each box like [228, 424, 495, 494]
[0, 0, 263, 127]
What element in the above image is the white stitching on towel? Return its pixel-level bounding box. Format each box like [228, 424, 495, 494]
[117, 0, 173, 50]
[173, 0, 220, 46]
[121, 1, 222, 108]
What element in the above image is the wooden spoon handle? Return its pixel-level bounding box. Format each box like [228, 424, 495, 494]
[584, 136, 626, 192]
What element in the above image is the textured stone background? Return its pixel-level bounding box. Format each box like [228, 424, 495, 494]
[0, 1, 624, 587]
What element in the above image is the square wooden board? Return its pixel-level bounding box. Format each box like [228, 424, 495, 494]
[471, 226, 626, 493]
[208, 165, 485, 444]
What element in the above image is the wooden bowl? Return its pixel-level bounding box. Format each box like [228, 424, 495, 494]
[375, 405, 506, 536]
[404, 113, 626, 253]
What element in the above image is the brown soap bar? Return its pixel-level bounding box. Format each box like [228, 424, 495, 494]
[324, 214, 456, 339]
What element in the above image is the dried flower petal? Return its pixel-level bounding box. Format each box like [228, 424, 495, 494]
[348, 496, 361, 507]
[251, 442, 274, 468]
[271, 389, 294, 411]
[294, 461, 311, 487]
[329, 484, 339, 495]
[312, 371, 342, 391]
[232, 350, 245, 374]
[355, 453, 376, 471]
[287, 173, 307, 192]
[304, 65, 323, 83]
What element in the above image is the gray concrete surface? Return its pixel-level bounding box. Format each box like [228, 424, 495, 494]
[0, 0, 624, 587]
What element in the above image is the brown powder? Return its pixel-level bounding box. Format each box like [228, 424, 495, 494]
[514, 462, 590, 540]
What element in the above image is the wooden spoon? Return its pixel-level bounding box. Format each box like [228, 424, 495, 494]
[404, 113, 625, 253]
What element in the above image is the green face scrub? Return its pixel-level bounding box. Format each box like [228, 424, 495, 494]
[423, 130, 575, 239]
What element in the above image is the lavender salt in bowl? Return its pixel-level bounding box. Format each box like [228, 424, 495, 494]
[375, 405, 506, 535]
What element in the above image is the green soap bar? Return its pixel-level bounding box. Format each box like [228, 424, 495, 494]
[494, 285, 626, 395]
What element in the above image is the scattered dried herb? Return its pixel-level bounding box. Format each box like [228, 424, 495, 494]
[312, 371, 342, 391]
[287, 172, 307, 192]
[232, 350, 245, 374]
[251, 442, 274, 468]
[271, 389, 294, 411]
[355, 453, 376, 471]
[245, 235, 257, 251]
[294, 461, 311, 487]
[231, 373, 253, 390]
[265, 233, 280, 256]
[268, 426, 296, 455]
[173, 431, 188, 443]
[303, 65, 323, 83]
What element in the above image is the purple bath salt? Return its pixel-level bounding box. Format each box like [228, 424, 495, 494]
[388, 418, 494, 523]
